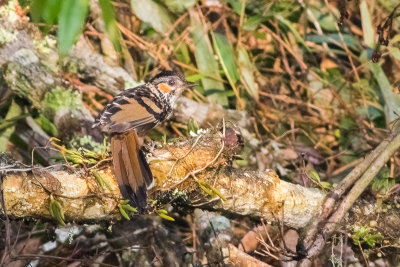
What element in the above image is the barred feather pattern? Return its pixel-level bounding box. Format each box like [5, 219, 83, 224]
[93, 71, 191, 207]
[94, 82, 175, 135]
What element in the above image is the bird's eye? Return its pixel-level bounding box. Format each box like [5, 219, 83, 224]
[168, 79, 175, 86]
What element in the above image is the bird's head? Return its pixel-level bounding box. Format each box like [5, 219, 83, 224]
[149, 70, 195, 97]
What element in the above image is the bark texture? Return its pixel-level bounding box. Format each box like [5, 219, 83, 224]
[1, 131, 325, 229]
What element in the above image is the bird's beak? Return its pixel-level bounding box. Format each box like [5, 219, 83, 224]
[185, 81, 196, 88]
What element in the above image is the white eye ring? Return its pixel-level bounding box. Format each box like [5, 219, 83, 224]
[168, 80, 175, 86]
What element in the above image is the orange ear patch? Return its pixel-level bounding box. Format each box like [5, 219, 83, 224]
[158, 83, 172, 93]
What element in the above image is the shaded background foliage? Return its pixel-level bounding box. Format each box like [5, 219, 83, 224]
[1, 0, 400, 266]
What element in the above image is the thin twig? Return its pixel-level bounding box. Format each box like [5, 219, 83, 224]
[358, 241, 370, 267]
[174, 120, 226, 187]
[303, 131, 400, 259]
[167, 134, 204, 177]
[89, 157, 113, 169]
[175, 139, 225, 187]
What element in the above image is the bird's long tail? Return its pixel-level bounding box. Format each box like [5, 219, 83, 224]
[111, 131, 154, 208]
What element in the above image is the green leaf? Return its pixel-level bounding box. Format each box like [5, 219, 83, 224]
[30, 0, 46, 22]
[237, 47, 259, 100]
[118, 200, 137, 220]
[370, 64, 400, 123]
[308, 6, 337, 31]
[58, 0, 90, 54]
[92, 170, 112, 192]
[305, 165, 332, 190]
[157, 209, 168, 214]
[203, 89, 236, 98]
[158, 212, 175, 221]
[306, 34, 361, 50]
[118, 204, 130, 220]
[197, 180, 227, 201]
[185, 74, 203, 83]
[175, 43, 191, 64]
[121, 204, 137, 212]
[31, 0, 62, 25]
[212, 32, 239, 95]
[65, 154, 84, 164]
[320, 181, 332, 190]
[243, 15, 269, 31]
[187, 118, 199, 135]
[164, 0, 196, 13]
[49, 195, 66, 226]
[306, 168, 321, 182]
[33, 114, 58, 137]
[190, 11, 227, 105]
[55, 200, 65, 221]
[212, 32, 239, 83]
[275, 14, 308, 49]
[0, 99, 22, 152]
[157, 209, 175, 221]
[121, 199, 130, 205]
[360, 0, 375, 48]
[130, 0, 173, 33]
[225, 0, 241, 14]
[42, 0, 62, 25]
[99, 0, 122, 52]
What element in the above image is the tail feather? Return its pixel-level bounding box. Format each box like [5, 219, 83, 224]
[111, 137, 133, 201]
[138, 149, 154, 189]
[111, 131, 154, 208]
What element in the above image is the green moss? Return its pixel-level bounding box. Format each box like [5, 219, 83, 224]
[35, 36, 60, 74]
[371, 168, 395, 195]
[0, 28, 17, 45]
[3, 50, 53, 106]
[0, 1, 18, 24]
[42, 87, 82, 116]
[69, 135, 108, 154]
[35, 36, 57, 55]
[65, 60, 78, 74]
[0, 99, 22, 152]
[352, 226, 384, 247]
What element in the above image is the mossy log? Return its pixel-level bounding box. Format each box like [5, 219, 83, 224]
[1, 130, 325, 229]
[4, 129, 399, 237]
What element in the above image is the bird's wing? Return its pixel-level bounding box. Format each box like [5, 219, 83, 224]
[95, 85, 165, 135]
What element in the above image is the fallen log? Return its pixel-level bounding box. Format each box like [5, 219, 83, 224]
[1, 129, 324, 229]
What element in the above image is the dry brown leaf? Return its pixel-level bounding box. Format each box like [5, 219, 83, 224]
[321, 58, 338, 72]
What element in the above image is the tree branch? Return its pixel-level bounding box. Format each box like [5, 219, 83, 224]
[1, 130, 325, 228]
[299, 126, 400, 263]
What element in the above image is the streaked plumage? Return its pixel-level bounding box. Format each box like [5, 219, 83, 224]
[94, 70, 194, 207]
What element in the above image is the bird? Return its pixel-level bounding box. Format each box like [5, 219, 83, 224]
[93, 70, 195, 208]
